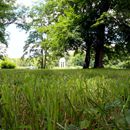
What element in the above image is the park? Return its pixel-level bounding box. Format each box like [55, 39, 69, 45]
[0, 0, 130, 129]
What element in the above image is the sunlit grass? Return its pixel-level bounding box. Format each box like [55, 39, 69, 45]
[0, 69, 130, 130]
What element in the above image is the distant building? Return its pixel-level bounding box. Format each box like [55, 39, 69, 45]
[59, 57, 66, 68]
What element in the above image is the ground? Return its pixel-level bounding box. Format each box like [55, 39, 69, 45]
[0, 69, 130, 129]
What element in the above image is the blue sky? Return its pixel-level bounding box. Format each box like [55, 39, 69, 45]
[6, 0, 36, 58]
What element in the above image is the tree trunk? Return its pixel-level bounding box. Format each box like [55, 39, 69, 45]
[43, 49, 47, 69]
[83, 43, 91, 69]
[94, 0, 110, 68]
[40, 49, 44, 69]
[94, 24, 105, 68]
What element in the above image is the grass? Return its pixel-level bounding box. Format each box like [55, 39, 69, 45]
[0, 69, 130, 130]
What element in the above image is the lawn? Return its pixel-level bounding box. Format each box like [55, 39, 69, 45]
[0, 69, 130, 130]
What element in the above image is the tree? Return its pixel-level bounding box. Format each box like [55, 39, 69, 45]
[41, 0, 130, 68]
[20, 3, 54, 69]
[18, 0, 130, 69]
[0, 0, 16, 45]
[23, 31, 44, 68]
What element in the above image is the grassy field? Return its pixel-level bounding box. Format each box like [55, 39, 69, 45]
[0, 69, 130, 130]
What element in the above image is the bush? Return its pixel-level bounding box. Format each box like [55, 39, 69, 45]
[117, 61, 130, 69]
[0, 60, 16, 69]
[123, 61, 130, 69]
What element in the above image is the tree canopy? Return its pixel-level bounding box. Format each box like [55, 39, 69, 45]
[0, 0, 16, 45]
[1, 0, 130, 68]
[34, 0, 130, 68]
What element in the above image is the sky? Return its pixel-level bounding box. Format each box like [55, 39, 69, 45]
[6, 0, 36, 58]
[6, 24, 28, 58]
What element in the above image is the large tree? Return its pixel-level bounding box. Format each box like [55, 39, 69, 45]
[63, 0, 130, 68]
[21, 3, 54, 69]
[44, 0, 130, 68]
[20, 0, 130, 68]
[0, 0, 16, 45]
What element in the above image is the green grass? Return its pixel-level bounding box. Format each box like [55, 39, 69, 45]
[0, 69, 130, 130]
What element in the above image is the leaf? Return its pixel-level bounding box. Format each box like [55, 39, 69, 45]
[66, 124, 80, 130]
[17, 125, 32, 129]
[125, 110, 130, 125]
[80, 120, 90, 129]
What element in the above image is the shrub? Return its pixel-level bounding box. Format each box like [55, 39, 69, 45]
[118, 61, 130, 69]
[0, 60, 16, 69]
[123, 61, 130, 68]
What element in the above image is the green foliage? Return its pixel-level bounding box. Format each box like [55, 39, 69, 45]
[9, 58, 29, 67]
[0, 60, 16, 69]
[39, 0, 130, 68]
[68, 53, 85, 67]
[123, 61, 130, 69]
[18, 0, 130, 68]
[20, 3, 53, 69]
[117, 61, 130, 69]
[0, 0, 16, 44]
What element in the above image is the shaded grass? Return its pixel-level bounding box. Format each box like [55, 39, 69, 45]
[0, 69, 130, 130]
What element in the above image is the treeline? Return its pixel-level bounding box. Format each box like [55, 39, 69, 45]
[0, 0, 130, 68]
[21, 0, 130, 68]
